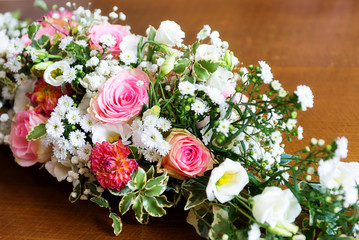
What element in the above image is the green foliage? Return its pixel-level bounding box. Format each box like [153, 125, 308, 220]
[26, 123, 46, 141]
[182, 177, 209, 211]
[69, 182, 81, 203]
[109, 212, 123, 236]
[34, 0, 48, 11]
[27, 22, 40, 40]
[90, 196, 109, 208]
[173, 58, 190, 74]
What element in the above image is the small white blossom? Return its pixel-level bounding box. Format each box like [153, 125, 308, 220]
[86, 56, 100, 67]
[335, 136, 348, 159]
[286, 118, 297, 130]
[59, 36, 73, 50]
[69, 130, 86, 147]
[258, 60, 273, 84]
[156, 118, 171, 132]
[141, 127, 163, 149]
[46, 117, 65, 138]
[270, 80, 282, 91]
[178, 81, 196, 96]
[143, 148, 161, 162]
[191, 98, 209, 115]
[294, 85, 314, 110]
[217, 119, 231, 137]
[66, 108, 81, 124]
[80, 114, 96, 132]
[100, 34, 116, 47]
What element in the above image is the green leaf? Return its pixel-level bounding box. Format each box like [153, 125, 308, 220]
[36, 34, 51, 49]
[147, 26, 156, 41]
[34, 0, 48, 11]
[280, 153, 298, 164]
[26, 123, 46, 141]
[109, 212, 122, 236]
[85, 182, 100, 197]
[193, 62, 209, 81]
[146, 166, 155, 180]
[182, 177, 208, 211]
[90, 197, 109, 208]
[0, 77, 16, 94]
[192, 41, 200, 55]
[71, 80, 84, 94]
[143, 185, 167, 197]
[132, 195, 145, 223]
[119, 192, 137, 215]
[128, 145, 141, 160]
[198, 60, 219, 73]
[182, 75, 194, 83]
[69, 182, 81, 203]
[134, 167, 147, 190]
[145, 173, 168, 189]
[28, 22, 40, 40]
[155, 195, 172, 208]
[173, 58, 190, 74]
[109, 186, 131, 196]
[142, 196, 166, 217]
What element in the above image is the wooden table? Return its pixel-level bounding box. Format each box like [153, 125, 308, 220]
[1, 0, 358, 239]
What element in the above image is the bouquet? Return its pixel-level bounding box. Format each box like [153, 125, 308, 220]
[1, 1, 359, 239]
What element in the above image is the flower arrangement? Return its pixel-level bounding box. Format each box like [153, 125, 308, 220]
[1, 1, 359, 239]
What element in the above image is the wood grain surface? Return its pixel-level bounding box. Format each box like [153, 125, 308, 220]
[1, 0, 358, 239]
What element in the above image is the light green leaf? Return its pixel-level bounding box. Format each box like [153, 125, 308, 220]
[173, 58, 190, 74]
[198, 60, 219, 73]
[142, 196, 166, 217]
[34, 0, 48, 11]
[134, 167, 147, 190]
[109, 186, 131, 196]
[26, 123, 46, 141]
[192, 41, 200, 55]
[280, 153, 298, 164]
[147, 26, 156, 41]
[109, 212, 122, 236]
[90, 197, 109, 208]
[143, 185, 167, 197]
[28, 22, 40, 40]
[119, 192, 137, 215]
[193, 62, 210, 81]
[145, 173, 168, 189]
[132, 195, 144, 223]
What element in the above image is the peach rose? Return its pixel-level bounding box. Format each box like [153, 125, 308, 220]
[89, 68, 149, 124]
[88, 22, 130, 57]
[9, 109, 51, 167]
[158, 129, 213, 180]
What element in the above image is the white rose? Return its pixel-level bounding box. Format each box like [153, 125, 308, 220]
[252, 186, 301, 228]
[43, 61, 71, 86]
[0, 30, 10, 55]
[45, 157, 71, 182]
[206, 67, 233, 92]
[195, 44, 221, 62]
[206, 158, 249, 203]
[154, 20, 185, 47]
[13, 79, 34, 113]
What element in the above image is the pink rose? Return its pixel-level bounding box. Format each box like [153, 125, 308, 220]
[21, 26, 58, 46]
[88, 22, 130, 57]
[9, 109, 51, 167]
[158, 129, 213, 180]
[89, 68, 149, 123]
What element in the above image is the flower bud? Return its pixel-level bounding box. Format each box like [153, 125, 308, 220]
[159, 52, 177, 78]
[31, 61, 54, 77]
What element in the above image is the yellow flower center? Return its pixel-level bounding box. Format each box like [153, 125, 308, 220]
[109, 135, 120, 143]
[216, 171, 238, 187]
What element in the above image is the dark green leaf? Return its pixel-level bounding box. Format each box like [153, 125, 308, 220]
[173, 58, 190, 74]
[198, 60, 219, 73]
[71, 80, 84, 94]
[146, 166, 155, 180]
[85, 182, 100, 197]
[193, 62, 209, 81]
[0, 77, 16, 94]
[36, 34, 51, 49]
[109, 212, 122, 236]
[182, 177, 208, 211]
[142, 196, 166, 217]
[34, 0, 48, 11]
[119, 192, 137, 215]
[128, 145, 141, 160]
[26, 123, 46, 141]
[155, 195, 172, 208]
[69, 182, 81, 203]
[90, 197, 109, 208]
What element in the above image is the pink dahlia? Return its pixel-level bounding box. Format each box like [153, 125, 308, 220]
[90, 141, 138, 191]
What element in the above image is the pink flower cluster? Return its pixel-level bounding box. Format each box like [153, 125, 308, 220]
[90, 140, 138, 191]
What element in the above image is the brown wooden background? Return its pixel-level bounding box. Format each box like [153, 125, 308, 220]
[1, 0, 358, 239]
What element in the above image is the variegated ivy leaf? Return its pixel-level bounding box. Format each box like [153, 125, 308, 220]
[143, 185, 167, 198]
[85, 182, 101, 197]
[26, 123, 46, 141]
[193, 62, 209, 81]
[182, 177, 209, 211]
[109, 212, 122, 236]
[133, 167, 147, 190]
[173, 58, 190, 74]
[142, 196, 166, 217]
[198, 60, 219, 73]
[145, 171, 168, 189]
[90, 196, 109, 208]
[119, 192, 137, 215]
[109, 186, 131, 196]
[146, 166, 155, 180]
[69, 182, 81, 203]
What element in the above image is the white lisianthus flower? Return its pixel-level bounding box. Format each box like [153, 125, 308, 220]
[252, 186, 301, 228]
[294, 85, 314, 110]
[206, 158, 249, 203]
[206, 67, 233, 92]
[43, 61, 71, 86]
[45, 157, 71, 182]
[91, 122, 132, 145]
[13, 79, 34, 113]
[154, 20, 185, 47]
[195, 44, 221, 62]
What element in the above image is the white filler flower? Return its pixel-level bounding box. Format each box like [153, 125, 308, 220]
[252, 186, 301, 228]
[206, 158, 249, 203]
[294, 85, 314, 110]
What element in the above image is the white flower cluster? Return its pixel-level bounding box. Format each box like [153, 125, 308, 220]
[131, 113, 172, 162]
[44, 95, 95, 182]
